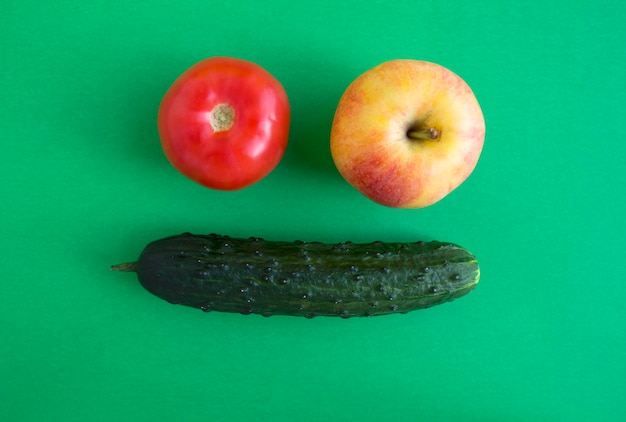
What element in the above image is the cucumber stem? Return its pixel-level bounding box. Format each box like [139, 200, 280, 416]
[110, 262, 138, 272]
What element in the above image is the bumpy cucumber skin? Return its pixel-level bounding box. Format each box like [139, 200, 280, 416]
[134, 233, 480, 318]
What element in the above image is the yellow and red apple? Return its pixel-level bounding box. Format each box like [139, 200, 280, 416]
[330, 60, 485, 208]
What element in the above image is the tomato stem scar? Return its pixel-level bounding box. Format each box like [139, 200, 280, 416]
[209, 103, 235, 132]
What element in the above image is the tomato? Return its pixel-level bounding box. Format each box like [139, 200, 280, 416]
[157, 57, 290, 190]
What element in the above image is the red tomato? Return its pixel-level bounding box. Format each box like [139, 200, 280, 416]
[157, 57, 290, 190]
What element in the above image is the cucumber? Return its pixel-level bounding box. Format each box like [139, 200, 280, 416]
[111, 233, 479, 318]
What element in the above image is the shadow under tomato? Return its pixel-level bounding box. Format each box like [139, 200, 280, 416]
[275, 56, 359, 181]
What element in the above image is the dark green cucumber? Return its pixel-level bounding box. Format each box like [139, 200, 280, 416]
[112, 233, 479, 318]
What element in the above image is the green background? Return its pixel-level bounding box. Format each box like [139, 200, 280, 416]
[2, 0, 625, 420]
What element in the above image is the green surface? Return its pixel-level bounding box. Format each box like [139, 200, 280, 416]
[1, 0, 624, 421]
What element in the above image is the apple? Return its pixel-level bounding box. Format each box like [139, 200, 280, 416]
[330, 59, 485, 208]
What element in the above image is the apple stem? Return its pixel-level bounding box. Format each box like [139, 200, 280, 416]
[407, 127, 441, 141]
